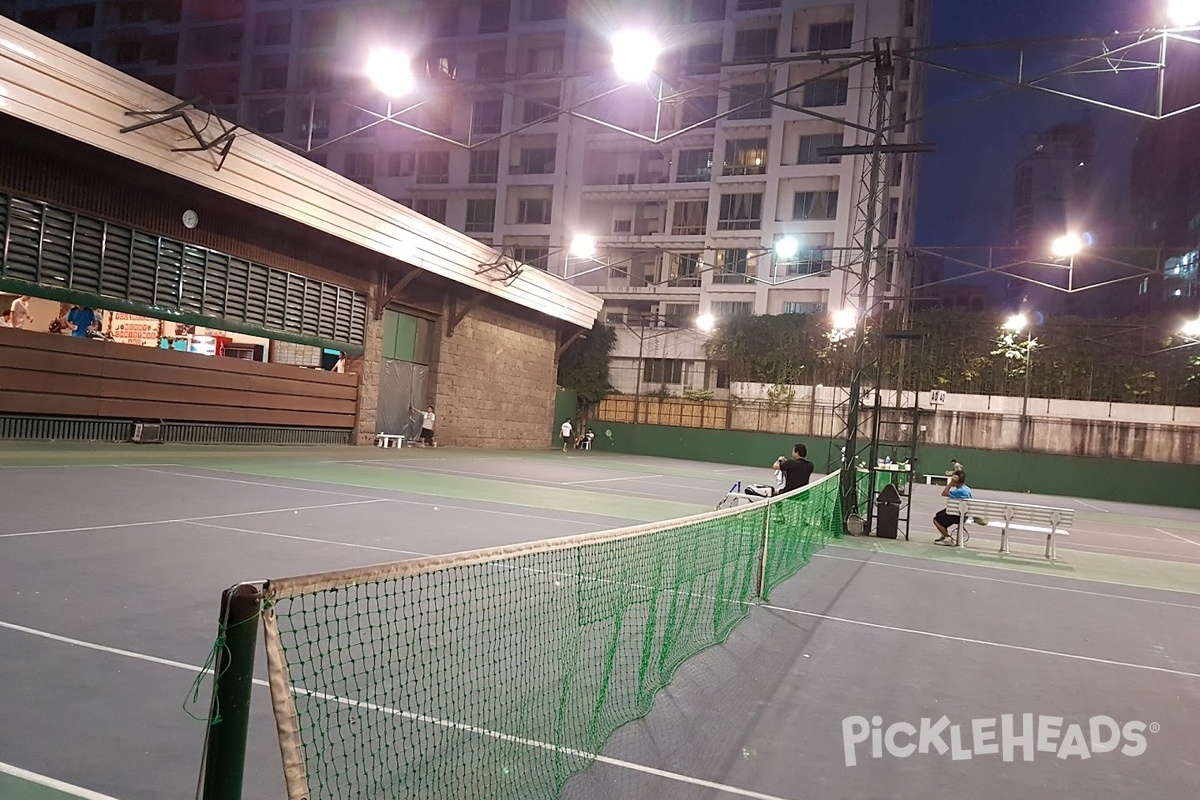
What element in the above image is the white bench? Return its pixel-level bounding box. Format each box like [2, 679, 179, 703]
[924, 473, 951, 486]
[374, 433, 405, 448]
[946, 498, 1075, 560]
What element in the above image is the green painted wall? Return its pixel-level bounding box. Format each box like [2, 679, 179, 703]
[592, 422, 1200, 509]
[553, 388, 578, 443]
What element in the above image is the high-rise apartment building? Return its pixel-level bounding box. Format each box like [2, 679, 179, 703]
[11, 0, 929, 394]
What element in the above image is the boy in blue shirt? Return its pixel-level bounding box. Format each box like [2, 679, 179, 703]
[934, 470, 971, 545]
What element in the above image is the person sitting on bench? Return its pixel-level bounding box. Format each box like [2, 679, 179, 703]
[933, 470, 972, 545]
[773, 443, 814, 495]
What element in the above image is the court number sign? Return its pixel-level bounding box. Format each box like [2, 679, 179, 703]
[930, 390, 948, 406]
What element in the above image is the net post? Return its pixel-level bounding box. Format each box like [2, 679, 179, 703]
[200, 582, 262, 800]
[754, 498, 772, 599]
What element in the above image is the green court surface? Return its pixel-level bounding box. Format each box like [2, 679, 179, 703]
[1, 442, 1197, 800]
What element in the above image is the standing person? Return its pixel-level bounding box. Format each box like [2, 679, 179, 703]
[9, 295, 30, 329]
[951, 457, 964, 474]
[560, 418, 573, 451]
[773, 443, 814, 494]
[67, 305, 97, 338]
[934, 470, 972, 545]
[411, 405, 436, 447]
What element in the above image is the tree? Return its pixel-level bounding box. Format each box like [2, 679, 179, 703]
[556, 324, 616, 404]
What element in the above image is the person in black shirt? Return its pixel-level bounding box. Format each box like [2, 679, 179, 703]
[774, 443, 814, 494]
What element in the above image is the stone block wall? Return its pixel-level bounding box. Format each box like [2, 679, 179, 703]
[428, 301, 557, 449]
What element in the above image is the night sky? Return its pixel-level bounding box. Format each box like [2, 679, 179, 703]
[914, 0, 1165, 247]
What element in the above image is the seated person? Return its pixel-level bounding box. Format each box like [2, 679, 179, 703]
[773, 443, 814, 494]
[933, 470, 972, 545]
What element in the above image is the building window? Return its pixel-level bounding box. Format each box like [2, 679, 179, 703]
[888, 197, 900, 239]
[466, 199, 496, 232]
[808, 21, 853, 52]
[388, 152, 415, 177]
[683, 42, 723, 74]
[479, 1, 510, 33]
[792, 190, 839, 220]
[803, 77, 849, 107]
[676, 149, 713, 182]
[724, 138, 769, 176]
[781, 248, 833, 275]
[782, 301, 827, 314]
[738, 0, 781, 8]
[344, 153, 375, 183]
[798, 133, 843, 164]
[717, 193, 763, 230]
[300, 63, 333, 91]
[512, 246, 549, 270]
[429, 7, 459, 38]
[256, 14, 292, 47]
[469, 150, 500, 183]
[416, 152, 451, 183]
[712, 301, 754, 317]
[522, 92, 560, 124]
[643, 358, 684, 384]
[259, 66, 289, 91]
[605, 311, 626, 324]
[517, 147, 556, 174]
[690, 0, 726, 22]
[733, 27, 778, 59]
[714, 249, 756, 284]
[661, 304, 700, 324]
[472, 99, 503, 134]
[904, 0, 916, 27]
[413, 198, 448, 224]
[727, 82, 773, 120]
[528, 0, 567, 21]
[681, 95, 719, 128]
[518, 198, 552, 224]
[669, 253, 703, 286]
[300, 107, 330, 140]
[672, 201, 708, 235]
[477, 49, 507, 78]
[115, 41, 140, 64]
[524, 44, 563, 74]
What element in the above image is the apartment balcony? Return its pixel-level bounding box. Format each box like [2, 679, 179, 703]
[582, 184, 707, 203]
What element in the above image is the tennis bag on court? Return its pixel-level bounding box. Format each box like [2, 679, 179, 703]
[744, 484, 775, 498]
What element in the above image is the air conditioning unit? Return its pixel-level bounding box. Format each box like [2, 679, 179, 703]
[615, 173, 636, 184]
[131, 420, 164, 444]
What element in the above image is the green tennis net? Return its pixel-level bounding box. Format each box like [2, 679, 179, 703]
[257, 472, 843, 800]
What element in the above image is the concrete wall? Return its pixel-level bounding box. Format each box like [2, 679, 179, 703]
[429, 301, 557, 449]
[720, 382, 1200, 463]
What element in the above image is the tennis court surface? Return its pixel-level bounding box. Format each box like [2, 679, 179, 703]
[0, 443, 1197, 800]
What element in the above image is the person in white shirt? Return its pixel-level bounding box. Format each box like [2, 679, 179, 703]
[560, 419, 573, 451]
[412, 405, 436, 447]
[0, 310, 12, 328]
[9, 295, 30, 329]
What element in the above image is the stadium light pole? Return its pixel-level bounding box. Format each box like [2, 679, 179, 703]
[1004, 313, 1033, 420]
[1050, 233, 1085, 292]
[695, 313, 716, 333]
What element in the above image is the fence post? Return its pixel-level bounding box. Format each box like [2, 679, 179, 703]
[200, 582, 262, 800]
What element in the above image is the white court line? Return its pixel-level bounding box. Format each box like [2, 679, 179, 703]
[563, 473, 663, 485]
[0, 499, 387, 540]
[960, 529, 1200, 563]
[758, 605, 1200, 679]
[816, 551, 1200, 610]
[1074, 499, 1111, 512]
[1156, 528, 1200, 549]
[352, 460, 708, 501]
[0, 760, 122, 800]
[0, 620, 795, 800]
[125, 465, 378, 499]
[184, 521, 432, 557]
[125, 465, 615, 528]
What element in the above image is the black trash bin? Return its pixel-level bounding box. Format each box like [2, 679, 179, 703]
[875, 483, 901, 539]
